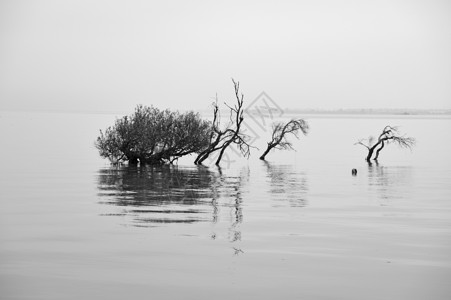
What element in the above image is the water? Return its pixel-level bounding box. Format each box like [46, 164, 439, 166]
[1, 111, 451, 299]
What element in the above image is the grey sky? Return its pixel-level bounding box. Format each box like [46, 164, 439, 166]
[1, 0, 450, 112]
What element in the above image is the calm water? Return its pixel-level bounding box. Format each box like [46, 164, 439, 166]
[1, 111, 451, 299]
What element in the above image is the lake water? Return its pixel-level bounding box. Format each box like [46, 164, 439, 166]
[1, 111, 451, 299]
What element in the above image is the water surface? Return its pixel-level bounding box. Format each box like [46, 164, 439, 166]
[1, 111, 450, 299]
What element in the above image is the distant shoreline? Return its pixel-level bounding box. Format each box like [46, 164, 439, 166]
[1, 107, 450, 116]
[282, 108, 451, 116]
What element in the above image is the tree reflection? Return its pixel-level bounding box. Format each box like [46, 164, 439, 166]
[97, 164, 248, 239]
[367, 161, 413, 202]
[98, 165, 217, 225]
[263, 161, 308, 207]
[210, 165, 248, 243]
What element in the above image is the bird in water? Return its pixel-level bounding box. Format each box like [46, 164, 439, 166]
[352, 168, 357, 176]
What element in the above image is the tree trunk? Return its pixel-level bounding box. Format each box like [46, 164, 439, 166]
[259, 144, 273, 160]
[366, 148, 373, 162]
[194, 156, 201, 165]
[374, 140, 385, 160]
[195, 144, 217, 164]
[195, 134, 222, 165]
[366, 140, 383, 161]
[196, 152, 211, 165]
[215, 139, 234, 165]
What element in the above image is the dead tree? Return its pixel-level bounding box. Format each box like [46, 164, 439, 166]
[194, 79, 252, 166]
[194, 100, 224, 165]
[355, 125, 415, 162]
[259, 119, 309, 160]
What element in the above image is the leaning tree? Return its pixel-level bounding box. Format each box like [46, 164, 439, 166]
[355, 125, 415, 162]
[194, 79, 252, 166]
[259, 119, 309, 160]
[95, 105, 212, 164]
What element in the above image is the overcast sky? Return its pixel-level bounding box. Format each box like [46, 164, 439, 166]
[1, 0, 450, 112]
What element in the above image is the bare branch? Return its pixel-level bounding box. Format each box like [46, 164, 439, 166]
[354, 139, 370, 150]
[355, 125, 415, 161]
[260, 119, 309, 160]
[195, 79, 251, 166]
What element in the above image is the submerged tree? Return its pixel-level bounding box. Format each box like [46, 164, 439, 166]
[259, 119, 309, 160]
[355, 125, 415, 162]
[95, 105, 211, 164]
[194, 79, 252, 166]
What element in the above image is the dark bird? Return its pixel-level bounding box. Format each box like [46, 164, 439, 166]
[352, 168, 357, 176]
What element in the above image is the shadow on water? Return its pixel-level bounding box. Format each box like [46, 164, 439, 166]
[263, 161, 308, 207]
[367, 161, 413, 202]
[97, 164, 248, 231]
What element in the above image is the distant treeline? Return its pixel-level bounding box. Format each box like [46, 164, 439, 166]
[279, 108, 451, 115]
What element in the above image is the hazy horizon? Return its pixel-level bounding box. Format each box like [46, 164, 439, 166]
[1, 0, 451, 112]
[1, 105, 451, 116]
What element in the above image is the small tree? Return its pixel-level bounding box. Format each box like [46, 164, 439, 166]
[259, 119, 309, 160]
[194, 79, 251, 166]
[95, 105, 211, 164]
[355, 125, 415, 162]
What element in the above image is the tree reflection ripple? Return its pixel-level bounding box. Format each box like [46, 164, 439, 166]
[263, 161, 308, 207]
[97, 164, 247, 228]
[367, 161, 413, 203]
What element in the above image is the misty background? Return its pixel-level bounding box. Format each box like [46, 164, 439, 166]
[1, 0, 450, 113]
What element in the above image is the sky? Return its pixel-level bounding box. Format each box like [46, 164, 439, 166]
[1, 0, 450, 113]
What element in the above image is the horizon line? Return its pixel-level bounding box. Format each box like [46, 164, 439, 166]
[1, 107, 451, 116]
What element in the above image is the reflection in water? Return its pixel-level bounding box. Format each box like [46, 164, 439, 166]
[97, 165, 215, 225]
[213, 166, 249, 243]
[97, 164, 248, 242]
[263, 161, 308, 207]
[367, 161, 413, 202]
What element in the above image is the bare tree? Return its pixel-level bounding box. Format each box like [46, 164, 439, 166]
[194, 100, 224, 164]
[355, 125, 415, 162]
[259, 119, 309, 160]
[194, 79, 252, 166]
